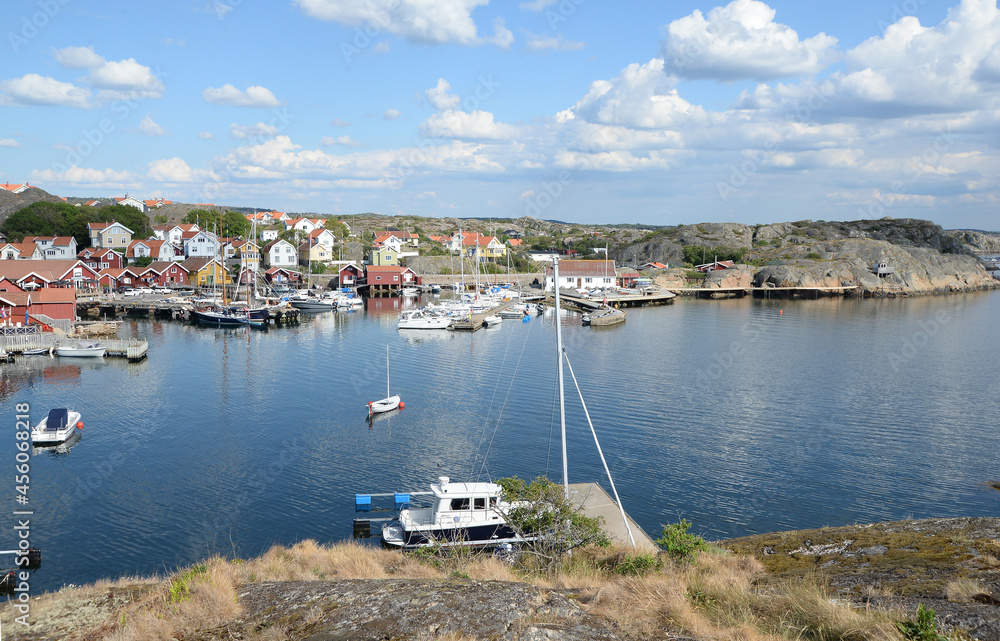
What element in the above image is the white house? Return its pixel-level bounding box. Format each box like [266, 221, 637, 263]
[260, 229, 280, 243]
[543, 259, 616, 292]
[373, 234, 404, 254]
[263, 239, 297, 269]
[183, 230, 221, 259]
[113, 196, 146, 212]
[30, 236, 78, 260]
[285, 217, 318, 234]
[0, 182, 31, 194]
[308, 228, 336, 250]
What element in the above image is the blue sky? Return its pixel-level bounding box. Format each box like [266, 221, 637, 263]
[2, 0, 998, 229]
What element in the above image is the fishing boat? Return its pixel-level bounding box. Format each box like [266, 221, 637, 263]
[381, 476, 523, 549]
[289, 293, 336, 311]
[30, 408, 83, 445]
[368, 345, 402, 416]
[55, 342, 106, 357]
[191, 307, 249, 326]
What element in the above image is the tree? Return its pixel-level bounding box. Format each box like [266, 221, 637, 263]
[183, 209, 250, 239]
[0, 201, 72, 240]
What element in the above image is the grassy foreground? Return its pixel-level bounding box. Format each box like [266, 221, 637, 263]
[0, 538, 914, 641]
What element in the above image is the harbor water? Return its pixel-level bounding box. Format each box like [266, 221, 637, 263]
[4, 290, 1000, 592]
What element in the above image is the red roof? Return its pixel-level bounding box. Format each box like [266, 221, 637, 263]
[544, 260, 616, 277]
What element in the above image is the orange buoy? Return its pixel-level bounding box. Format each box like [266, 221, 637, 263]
[398, 401, 405, 409]
[76, 421, 83, 430]
[779, 310, 783, 315]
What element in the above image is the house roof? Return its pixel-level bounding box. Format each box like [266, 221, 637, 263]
[0, 260, 97, 283]
[0, 288, 75, 306]
[125, 239, 150, 257]
[544, 260, 617, 277]
[144, 261, 187, 275]
[88, 220, 135, 234]
[265, 266, 301, 275]
[181, 257, 222, 273]
[98, 268, 137, 279]
[0, 183, 33, 192]
[143, 198, 171, 208]
[642, 262, 669, 269]
[77, 247, 118, 259]
[507, 238, 523, 247]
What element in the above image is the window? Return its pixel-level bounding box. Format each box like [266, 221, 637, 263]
[450, 498, 470, 510]
[585, 278, 593, 283]
[473, 498, 486, 509]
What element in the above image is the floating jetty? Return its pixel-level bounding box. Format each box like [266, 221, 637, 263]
[76, 299, 300, 326]
[0, 327, 148, 361]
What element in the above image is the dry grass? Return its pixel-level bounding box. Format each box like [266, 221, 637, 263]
[2, 540, 908, 641]
[947, 579, 990, 602]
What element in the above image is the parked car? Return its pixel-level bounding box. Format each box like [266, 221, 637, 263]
[135, 287, 154, 294]
[120, 288, 139, 296]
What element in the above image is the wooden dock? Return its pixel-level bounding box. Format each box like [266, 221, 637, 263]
[554, 290, 676, 311]
[0, 332, 148, 361]
[568, 483, 658, 552]
[77, 299, 300, 325]
[666, 285, 859, 299]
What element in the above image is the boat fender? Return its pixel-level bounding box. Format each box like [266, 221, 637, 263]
[398, 401, 405, 409]
[76, 421, 83, 430]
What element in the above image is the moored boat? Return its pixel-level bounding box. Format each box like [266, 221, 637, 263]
[55, 342, 106, 357]
[30, 408, 83, 445]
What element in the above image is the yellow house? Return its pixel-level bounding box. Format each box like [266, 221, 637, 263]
[464, 235, 507, 260]
[298, 241, 330, 267]
[368, 246, 398, 266]
[181, 257, 232, 286]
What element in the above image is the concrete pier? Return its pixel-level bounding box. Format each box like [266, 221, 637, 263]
[567, 482, 658, 552]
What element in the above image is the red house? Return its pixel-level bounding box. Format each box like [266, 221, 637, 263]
[364, 265, 402, 292]
[0, 287, 77, 327]
[98, 268, 140, 290]
[264, 267, 302, 285]
[139, 261, 189, 286]
[78, 247, 124, 271]
[0, 260, 99, 292]
[338, 263, 363, 287]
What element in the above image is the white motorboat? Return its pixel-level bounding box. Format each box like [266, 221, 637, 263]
[289, 296, 336, 311]
[30, 408, 83, 445]
[401, 287, 419, 296]
[368, 346, 403, 416]
[481, 315, 502, 327]
[397, 310, 452, 330]
[381, 476, 524, 549]
[55, 342, 106, 357]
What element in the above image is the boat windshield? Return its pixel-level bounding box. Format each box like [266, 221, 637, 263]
[46, 408, 68, 430]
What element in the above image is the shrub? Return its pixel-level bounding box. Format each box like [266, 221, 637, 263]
[612, 552, 663, 576]
[806, 252, 822, 260]
[656, 519, 710, 561]
[897, 604, 948, 641]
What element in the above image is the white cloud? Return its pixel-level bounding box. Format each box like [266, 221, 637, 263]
[330, 118, 351, 126]
[425, 78, 461, 111]
[294, 0, 511, 47]
[230, 122, 279, 139]
[30, 166, 133, 184]
[85, 58, 165, 100]
[662, 0, 837, 81]
[519, 0, 557, 11]
[414, 191, 437, 199]
[383, 108, 402, 120]
[320, 135, 364, 147]
[372, 41, 391, 55]
[0, 138, 20, 148]
[203, 84, 281, 108]
[0, 74, 91, 108]
[518, 189, 535, 199]
[137, 114, 169, 137]
[524, 32, 586, 52]
[568, 59, 708, 129]
[197, 131, 215, 140]
[53, 45, 105, 68]
[420, 110, 521, 140]
[148, 158, 210, 183]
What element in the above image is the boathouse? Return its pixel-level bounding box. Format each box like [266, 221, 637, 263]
[338, 263, 363, 287]
[544, 259, 616, 291]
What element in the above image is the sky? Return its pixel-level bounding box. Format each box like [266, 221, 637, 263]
[2, 0, 998, 230]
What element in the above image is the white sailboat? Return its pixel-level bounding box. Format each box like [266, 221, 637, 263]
[368, 345, 402, 416]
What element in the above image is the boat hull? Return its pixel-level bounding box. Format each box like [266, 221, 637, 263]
[381, 520, 520, 549]
[368, 395, 401, 415]
[55, 347, 106, 357]
[30, 409, 82, 445]
[290, 300, 336, 311]
[191, 310, 250, 326]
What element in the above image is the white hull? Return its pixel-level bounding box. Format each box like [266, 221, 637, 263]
[55, 346, 105, 357]
[290, 299, 336, 311]
[31, 409, 82, 445]
[368, 394, 401, 415]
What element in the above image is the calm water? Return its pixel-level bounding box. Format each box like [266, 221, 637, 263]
[4, 290, 1000, 592]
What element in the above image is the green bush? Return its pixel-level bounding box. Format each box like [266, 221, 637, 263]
[656, 519, 710, 561]
[613, 553, 663, 576]
[897, 604, 948, 641]
[806, 252, 822, 260]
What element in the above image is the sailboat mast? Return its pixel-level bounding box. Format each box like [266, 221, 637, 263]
[386, 344, 390, 398]
[553, 257, 569, 500]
